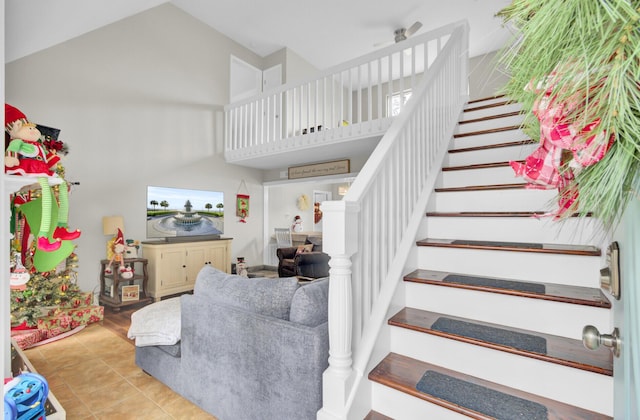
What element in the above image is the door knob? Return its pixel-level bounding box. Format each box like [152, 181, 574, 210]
[582, 325, 621, 357]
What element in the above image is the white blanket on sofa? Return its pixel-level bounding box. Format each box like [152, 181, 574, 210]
[127, 297, 181, 347]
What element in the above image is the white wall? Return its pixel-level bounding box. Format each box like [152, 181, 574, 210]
[5, 4, 265, 293]
[468, 50, 510, 100]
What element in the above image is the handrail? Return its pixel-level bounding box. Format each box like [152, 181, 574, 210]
[224, 22, 465, 162]
[318, 20, 469, 420]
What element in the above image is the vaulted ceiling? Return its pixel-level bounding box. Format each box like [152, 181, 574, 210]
[6, 0, 514, 68]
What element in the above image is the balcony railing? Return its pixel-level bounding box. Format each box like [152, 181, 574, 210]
[224, 23, 463, 165]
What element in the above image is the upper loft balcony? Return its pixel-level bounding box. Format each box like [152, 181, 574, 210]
[224, 23, 465, 170]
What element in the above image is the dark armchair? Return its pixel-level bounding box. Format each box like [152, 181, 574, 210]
[277, 236, 330, 279]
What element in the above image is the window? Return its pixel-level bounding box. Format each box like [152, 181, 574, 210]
[388, 89, 412, 116]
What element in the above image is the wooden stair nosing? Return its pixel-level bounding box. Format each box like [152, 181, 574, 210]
[467, 94, 506, 105]
[448, 139, 536, 154]
[454, 125, 522, 138]
[416, 238, 601, 256]
[369, 353, 613, 420]
[404, 269, 611, 309]
[463, 100, 512, 113]
[425, 211, 592, 218]
[442, 161, 516, 171]
[459, 110, 522, 125]
[389, 308, 613, 376]
[363, 410, 394, 420]
[434, 183, 526, 192]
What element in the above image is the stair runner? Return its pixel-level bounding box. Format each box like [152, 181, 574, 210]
[368, 95, 613, 419]
[369, 353, 612, 420]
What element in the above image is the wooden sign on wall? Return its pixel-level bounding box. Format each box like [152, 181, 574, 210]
[288, 159, 350, 180]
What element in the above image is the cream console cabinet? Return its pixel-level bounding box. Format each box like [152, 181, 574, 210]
[142, 238, 232, 301]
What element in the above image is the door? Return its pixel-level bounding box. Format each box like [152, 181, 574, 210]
[230, 55, 262, 103]
[185, 246, 207, 284]
[262, 64, 283, 141]
[613, 197, 640, 418]
[161, 248, 187, 289]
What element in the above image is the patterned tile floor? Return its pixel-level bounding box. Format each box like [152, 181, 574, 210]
[24, 323, 216, 419]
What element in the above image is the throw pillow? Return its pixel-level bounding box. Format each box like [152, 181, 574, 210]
[289, 277, 329, 327]
[127, 297, 181, 347]
[194, 266, 299, 320]
[296, 244, 314, 255]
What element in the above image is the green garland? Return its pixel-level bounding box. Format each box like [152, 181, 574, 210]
[497, 0, 640, 231]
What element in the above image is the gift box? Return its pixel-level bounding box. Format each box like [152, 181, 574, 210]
[37, 305, 104, 339]
[10, 328, 46, 350]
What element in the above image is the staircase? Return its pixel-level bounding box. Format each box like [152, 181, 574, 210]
[365, 96, 614, 419]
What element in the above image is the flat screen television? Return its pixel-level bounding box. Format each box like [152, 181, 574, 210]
[146, 185, 224, 241]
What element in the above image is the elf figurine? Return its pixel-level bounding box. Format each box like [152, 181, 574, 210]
[5, 104, 81, 252]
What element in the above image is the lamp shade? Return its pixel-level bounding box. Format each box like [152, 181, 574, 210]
[102, 216, 124, 236]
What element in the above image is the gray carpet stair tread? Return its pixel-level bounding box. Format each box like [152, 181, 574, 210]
[416, 238, 601, 256]
[389, 308, 612, 376]
[369, 353, 613, 420]
[404, 269, 611, 308]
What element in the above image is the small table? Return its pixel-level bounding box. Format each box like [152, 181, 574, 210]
[99, 258, 151, 310]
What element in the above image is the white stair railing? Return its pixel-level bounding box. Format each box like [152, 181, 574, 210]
[318, 21, 469, 420]
[224, 24, 462, 162]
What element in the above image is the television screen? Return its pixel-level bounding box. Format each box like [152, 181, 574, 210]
[146, 186, 224, 239]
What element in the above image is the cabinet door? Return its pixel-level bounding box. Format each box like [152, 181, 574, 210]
[208, 245, 229, 273]
[185, 246, 207, 283]
[160, 249, 187, 288]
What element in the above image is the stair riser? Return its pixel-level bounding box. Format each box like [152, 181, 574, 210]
[429, 188, 557, 212]
[446, 143, 538, 166]
[426, 216, 604, 245]
[371, 383, 467, 420]
[390, 328, 613, 416]
[416, 247, 601, 287]
[462, 102, 522, 120]
[404, 282, 611, 339]
[439, 166, 519, 187]
[455, 115, 524, 135]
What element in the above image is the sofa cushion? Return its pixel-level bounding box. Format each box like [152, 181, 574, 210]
[289, 277, 329, 326]
[306, 236, 323, 252]
[194, 266, 299, 320]
[127, 297, 181, 346]
[296, 244, 314, 255]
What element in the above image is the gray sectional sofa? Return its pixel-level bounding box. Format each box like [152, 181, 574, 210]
[133, 265, 329, 420]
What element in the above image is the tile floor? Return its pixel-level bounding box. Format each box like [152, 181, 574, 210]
[24, 323, 216, 419]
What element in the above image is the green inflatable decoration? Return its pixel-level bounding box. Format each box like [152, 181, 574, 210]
[19, 197, 75, 272]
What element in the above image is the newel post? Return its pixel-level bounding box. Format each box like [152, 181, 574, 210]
[318, 200, 359, 420]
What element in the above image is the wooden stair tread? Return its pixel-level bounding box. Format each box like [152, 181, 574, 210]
[370, 353, 612, 420]
[363, 410, 394, 420]
[435, 183, 526, 192]
[389, 308, 613, 375]
[426, 211, 591, 217]
[454, 125, 522, 138]
[442, 161, 516, 171]
[459, 110, 522, 125]
[416, 238, 601, 256]
[449, 139, 535, 154]
[463, 100, 512, 112]
[404, 269, 611, 308]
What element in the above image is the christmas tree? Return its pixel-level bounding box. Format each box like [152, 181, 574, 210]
[10, 252, 82, 327]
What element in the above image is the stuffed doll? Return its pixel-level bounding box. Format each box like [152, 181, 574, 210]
[105, 228, 133, 279]
[5, 104, 81, 252]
